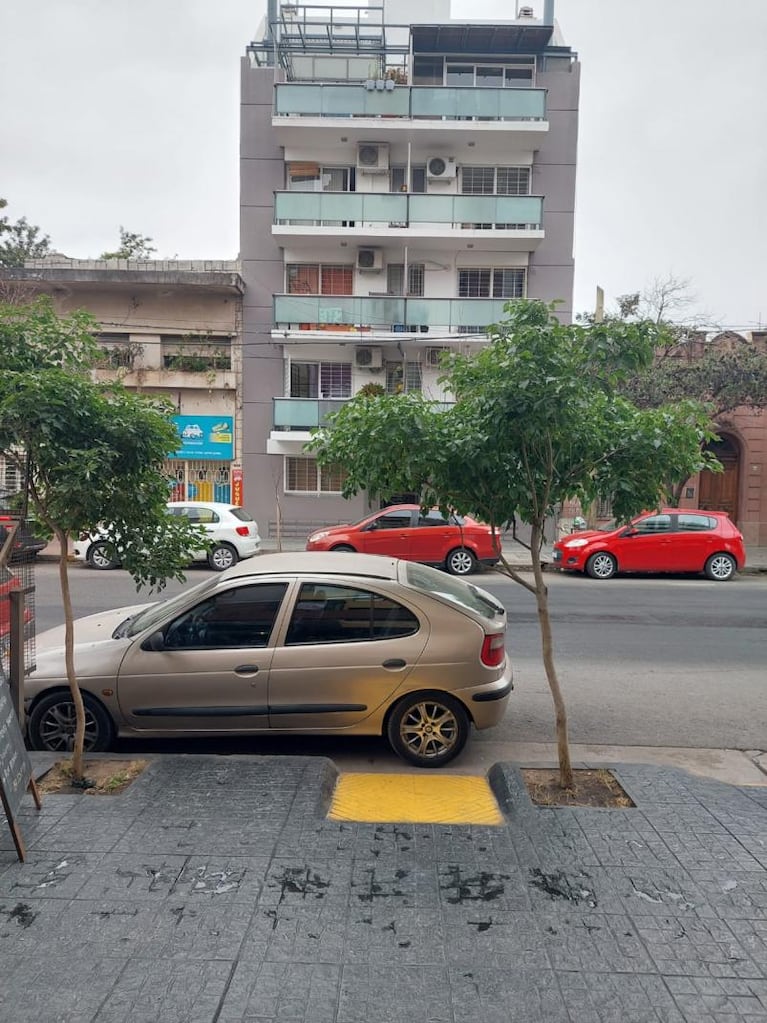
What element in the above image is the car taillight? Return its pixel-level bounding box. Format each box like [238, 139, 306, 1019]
[235, 525, 250, 536]
[480, 633, 506, 668]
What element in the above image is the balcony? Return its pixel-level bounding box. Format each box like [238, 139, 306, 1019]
[273, 397, 348, 431]
[273, 191, 543, 250]
[273, 84, 547, 149]
[273, 295, 511, 335]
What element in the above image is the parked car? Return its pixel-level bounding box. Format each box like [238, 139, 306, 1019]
[0, 516, 47, 563]
[306, 504, 500, 576]
[25, 552, 512, 767]
[74, 501, 261, 572]
[553, 509, 746, 581]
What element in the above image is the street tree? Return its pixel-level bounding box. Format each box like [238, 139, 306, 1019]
[309, 300, 717, 788]
[0, 299, 203, 779]
[100, 227, 157, 260]
[0, 197, 51, 267]
[603, 276, 767, 502]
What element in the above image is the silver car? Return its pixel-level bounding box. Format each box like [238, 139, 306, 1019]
[26, 552, 512, 767]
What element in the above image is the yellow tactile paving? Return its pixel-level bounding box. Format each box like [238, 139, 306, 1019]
[327, 772, 504, 825]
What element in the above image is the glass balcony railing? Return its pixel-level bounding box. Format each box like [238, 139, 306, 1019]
[274, 191, 543, 229]
[273, 295, 511, 331]
[273, 397, 348, 431]
[274, 83, 546, 121]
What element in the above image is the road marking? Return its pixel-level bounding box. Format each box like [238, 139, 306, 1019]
[327, 772, 504, 825]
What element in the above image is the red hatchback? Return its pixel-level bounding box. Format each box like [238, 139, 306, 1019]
[553, 509, 746, 581]
[306, 505, 500, 576]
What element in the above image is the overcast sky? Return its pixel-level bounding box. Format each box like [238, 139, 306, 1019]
[1, 0, 764, 327]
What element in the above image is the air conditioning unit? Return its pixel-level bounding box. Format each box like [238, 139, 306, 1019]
[356, 142, 389, 174]
[355, 346, 383, 369]
[427, 155, 457, 181]
[427, 346, 449, 367]
[356, 247, 384, 272]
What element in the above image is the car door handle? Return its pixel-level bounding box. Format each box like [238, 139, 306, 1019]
[234, 664, 259, 675]
[382, 658, 406, 669]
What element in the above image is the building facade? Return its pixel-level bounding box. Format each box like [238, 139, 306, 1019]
[0, 258, 244, 503]
[240, 0, 580, 538]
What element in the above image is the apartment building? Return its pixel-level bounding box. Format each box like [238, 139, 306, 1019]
[0, 258, 244, 503]
[241, 0, 579, 537]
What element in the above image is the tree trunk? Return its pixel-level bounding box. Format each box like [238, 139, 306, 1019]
[530, 521, 574, 790]
[55, 527, 86, 780]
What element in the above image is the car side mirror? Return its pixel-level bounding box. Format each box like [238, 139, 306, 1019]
[141, 631, 166, 652]
[620, 527, 637, 538]
[365, 521, 379, 532]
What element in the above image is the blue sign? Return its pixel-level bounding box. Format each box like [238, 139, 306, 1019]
[170, 416, 234, 460]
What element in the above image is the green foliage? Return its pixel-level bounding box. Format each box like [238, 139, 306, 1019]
[310, 300, 717, 537]
[0, 295, 100, 371]
[0, 197, 51, 267]
[0, 300, 204, 591]
[100, 226, 156, 261]
[620, 336, 767, 420]
[356, 382, 386, 398]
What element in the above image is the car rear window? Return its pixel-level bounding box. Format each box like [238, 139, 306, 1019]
[403, 563, 505, 621]
[229, 508, 255, 522]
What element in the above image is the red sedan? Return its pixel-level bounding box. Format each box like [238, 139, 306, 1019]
[306, 504, 500, 576]
[553, 509, 746, 581]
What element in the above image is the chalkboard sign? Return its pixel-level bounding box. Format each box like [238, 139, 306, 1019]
[0, 676, 41, 861]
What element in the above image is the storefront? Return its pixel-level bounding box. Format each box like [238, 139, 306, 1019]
[163, 415, 236, 504]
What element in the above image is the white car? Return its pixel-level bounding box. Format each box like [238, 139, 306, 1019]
[74, 501, 261, 572]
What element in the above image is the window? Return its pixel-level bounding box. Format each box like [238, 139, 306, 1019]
[287, 165, 350, 192]
[461, 167, 496, 195]
[372, 509, 413, 530]
[285, 583, 419, 645]
[460, 167, 531, 228]
[633, 515, 672, 534]
[162, 583, 288, 650]
[290, 362, 351, 399]
[285, 457, 347, 494]
[496, 167, 530, 195]
[458, 268, 525, 299]
[390, 166, 426, 193]
[386, 264, 424, 297]
[677, 514, 716, 532]
[173, 506, 219, 524]
[417, 510, 465, 527]
[286, 264, 353, 295]
[386, 361, 422, 394]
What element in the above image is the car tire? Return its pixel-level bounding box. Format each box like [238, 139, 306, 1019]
[386, 691, 470, 767]
[445, 547, 477, 576]
[704, 552, 736, 581]
[208, 543, 238, 571]
[585, 552, 617, 579]
[87, 540, 119, 570]
[330, 544, 356, 553]
[27, 690, 115, 753]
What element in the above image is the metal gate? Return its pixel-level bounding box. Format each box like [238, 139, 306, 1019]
[164, 460, 232, 503]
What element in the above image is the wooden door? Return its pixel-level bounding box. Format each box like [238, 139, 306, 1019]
[699, 437, 739, 520]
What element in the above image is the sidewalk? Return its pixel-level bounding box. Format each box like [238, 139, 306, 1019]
[2, 753, 766, 1021]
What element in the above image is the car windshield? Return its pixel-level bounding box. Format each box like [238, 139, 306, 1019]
[597, 519, 617, 532]
[113, 576, 222, 638]
[403, 562, 505, 620]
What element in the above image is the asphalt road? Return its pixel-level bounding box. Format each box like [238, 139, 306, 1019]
[29, 560, 767, 753]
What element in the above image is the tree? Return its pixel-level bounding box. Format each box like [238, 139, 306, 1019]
[0, 197, 51, 267]
[100, 227, 156, 260]
[309, 300, 717, 788]
[0, 299, 204, 780]
[604, 276, 767, 503]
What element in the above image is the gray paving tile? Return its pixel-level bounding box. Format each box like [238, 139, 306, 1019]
[218, 962, 341, 1022]
[93, 959, 234, 1022]
[0, 954, 124, 1022]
